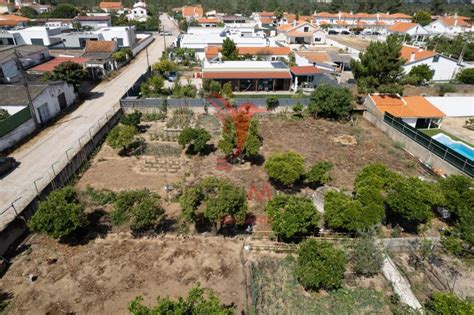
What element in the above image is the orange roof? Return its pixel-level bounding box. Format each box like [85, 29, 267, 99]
[319, 20, 330, 25]
[389, 22, 418, 32]
[84, 40, 116, 53]
[290, 66, 321, 75]
[28, 57, 90, 72]
[182, 5, 203, 18]
[284, 14, 296, 22]
[197, 17, 219, 24]
[297, 51, 331, 64]
[288, 30, 314, 36]
[401, 46, 438, 64]
[277, 23, 295, 31]
[259, 11, 274, 17]
[336, 20, 348, 25]
[315, 12, 337, 18]
[370, 95, 445, 118]
[438, 17, 470, 27]
[298, 16, 313, 22]
[260, 17, 273, 24]
[356, 20, 367, 26]
[202, 71, 291, 79]
[389, 13, 412, 19]
[99, 1, 122, 9]
[0, 14, 29, 27]
[375, 21, 386, 25]
[354, 13, 375, 18]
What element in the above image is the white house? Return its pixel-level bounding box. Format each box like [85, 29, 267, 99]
[8, 26, 62, 46]
[127, 1, 148, 22]
[401, 46, 463, 82]
[387, 22, 429, 41]
[276, 22, 325, 45]
[72, 15, 112, 30]
[426, 16, 472, 35]
[0, 45, 50, 83]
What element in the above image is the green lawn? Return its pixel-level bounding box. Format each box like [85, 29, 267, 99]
[420, 129, 473, 148]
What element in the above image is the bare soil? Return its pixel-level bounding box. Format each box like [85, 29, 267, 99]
[1, 234, 247, 315]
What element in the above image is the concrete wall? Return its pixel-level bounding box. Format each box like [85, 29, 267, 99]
[131, 34, 154, 56]
[33, 83, 76, 123]
[363, 110, 463, 176]
[403, 55, 462, 82]
[0, 117, 36, 152]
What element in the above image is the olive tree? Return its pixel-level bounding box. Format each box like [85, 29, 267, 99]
[178, 127, 211, 154]
[351, 233, 384, 276]
[307, 84, 353, 119]
[106, 125, 138, 153]
[264, 151, 305, 187]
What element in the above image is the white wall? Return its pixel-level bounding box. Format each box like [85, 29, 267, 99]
[14, 27, 62, 46]
[404, 56, 462, 82]
[32, 83, 75, 123]
[0, 117, 36, 152]
[96, 27, 136, 47]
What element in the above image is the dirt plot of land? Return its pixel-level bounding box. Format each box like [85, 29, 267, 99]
[1, 234, 247, 315]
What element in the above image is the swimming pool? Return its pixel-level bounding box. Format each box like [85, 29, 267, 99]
[432, 133, 474, 161]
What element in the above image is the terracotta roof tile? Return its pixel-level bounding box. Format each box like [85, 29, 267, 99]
[389, 22, 418, 32]
[28, 57, 90, 72]
[438, 17, 470, 27]
[389, 13, 412, 19]
[315, 12, 338, 18]
[99, 1, 122, 9]
[197, 17, 219, 23]
[84, 40, 117, 53]
[259, 11, 274, 17]
[401, 46, 438, 64]
[296, 51, 331, 64]
[0, 14, 29, 27]
[290, 66, 321, 75]
[182, 5, 203, 18]
[260, 17, 273, 24]
[370, 94, 445, 118]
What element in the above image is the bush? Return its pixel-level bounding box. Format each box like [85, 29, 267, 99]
[437, 83, 456, 96]
[120, 111, 142, 128]
[307, 84, 353, 119]
[83, 185, 117, 206]
[140, 75, 165, 97]
[351, 233, 384, 276]
[292, 103, 303, 113]
[456, 68, 474, 84]
[265, 195, 320, 240]
[218, 117, 261, 161]
[427, 292, 474, 315]
[106, 125, 138, 152]
[222, 82, 234, 99]
[405, 64, 433, 85]
[29, 187, 88, 240]
[306, 161, 332, 186]
[178, 127, 211, 154]
[296, 239, 347, 291]
[438, 175, 473, 220]
[264, 151, 306, 187]
[442, 234, 464, 257]
[128, 283, 234, 314]
[266, 96, 279, 111]
[112, 189, 163, 231]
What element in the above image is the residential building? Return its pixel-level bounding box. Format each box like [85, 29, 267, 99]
[127, 1, 148, 22]
[313, 11, 412, 27]
[27, 56, 90, 75]
[201, 60, 292, 91]
[401, 45, 462, 82]
[0, 45, 50, 83]
[0, 82, 76, 151]
[196, 18, 220, 28]
[204, 46, 291, 62]
[51, 26, 136, 48]
[222, 15, 247, 24]
[82, 40, 118, 79]
[277, 22, 325, 44]
[366, 94, 445, 129]
[290, 65, 337, 90]
[99, 1, 123, 13]
[295, 50, 337, 71]
[44, 19, 73, 30]
[8, 26, 62, 46]
[426, 16, 472, 35]
[177, 33, 271, 53]
[181, 5, 204, 21]
[387, 22, 429, 41]
[0, 15, 29, 29]
[73, 15, 112, 30]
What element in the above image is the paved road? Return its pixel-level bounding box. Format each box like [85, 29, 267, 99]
[0, 15, 178, 231]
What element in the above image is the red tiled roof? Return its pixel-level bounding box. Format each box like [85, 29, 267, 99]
[182, 5, 203, 18]
[260, 17, 273, 24]
[370, 94, 445, 118]
[296, 51, 331, 64]
[0, 14, 29, 27]
[197, 17, 219, 24]
[28, 57, 90, 72]
[290, 66, 321, 75]
[389, 22, 418, 32]
[202, 71, 291, 79]
[84, 40, 117, 53]
[401, 46, 438, 64]
[315, 12, 338, 18]
[259, 11, 274, 17]
[99, 1, 122, 9]
[438, 17, 470, 27]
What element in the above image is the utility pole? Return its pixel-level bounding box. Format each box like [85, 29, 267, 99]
[457, 41, 467, 65]
[14, 49, 38, 126]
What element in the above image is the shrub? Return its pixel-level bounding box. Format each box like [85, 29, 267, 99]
[178, 127, 211, 154]
[351, 233, 384, 276]
[140, 75, 165, 97]
[265, 195, 320, 240]
[406, 64, 434, 85]
[437, 83, 456, 96]
[266, 96, 279, 111]
[441, 234, 464, 257]
[218, 117, 261, 161]
[456, 68, 474, 84]
[438, 175, 473, 219]
[292, 103, 303, 113]
[112, 189, 163, 231]
[296, 239, 346, 291]
[222, 82, 234, 99]
[307, 84, 353, 119]
[120, 111, 142, 128]
[264, 151, 305, 187]
[106, 125, 138, 152]
[306, 161, 332, 186]
[427, 292, 474, 315]
[29, 186, 88, 240]
[128, 283, 234, 314]
[83, 185, 117, 206]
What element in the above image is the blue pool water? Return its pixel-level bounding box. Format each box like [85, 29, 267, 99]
[433, 133, 474, 160]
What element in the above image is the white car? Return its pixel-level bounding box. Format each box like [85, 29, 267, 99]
[160, 31, 172, 36]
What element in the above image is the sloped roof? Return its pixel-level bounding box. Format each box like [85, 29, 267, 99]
[389, 13, 412, 19]
[73, 15, 111, 21]
[297, 51, 331, 64]
[370, 94, 445, 118]
[290, 66, 321, 75]
[389, 22, 418, 32]
[0, 14, 29, 27]
[260, 17, 273, 24]
[259, 11, 274, 17]
[84, 40, 116, 53]
[197, 17, 219, 23]
[182, 5, 203, 18]
[401, 46, 438, 64]
[99, 1, 122, 9]
[315, 12, 337, 18]
[438, 17, 470, 27]
[0, 84, 47, 106]
[28, 57, 90, 72]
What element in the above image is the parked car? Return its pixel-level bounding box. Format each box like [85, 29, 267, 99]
[328, 30, 339, 35]
[341, 30, 351, 35]
[160, 31, 172, 36]
[372, 31, 381, 36]
[0, 156, 17, 176]
[361, 31, 372, 35]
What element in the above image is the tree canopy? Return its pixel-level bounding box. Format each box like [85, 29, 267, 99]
[178, 127, 211, 154]
[265, 194, 320, 240]
[19, 6, 38, 18]
[47, 61, 87, 89]
[221, 38, 239, 61]
[50, 4, 79, 18]
[120, 111, 143, 128]
[296, 239, 347, 291]
[140, 75, 165, 98]
[218, 117, 261, 161]
[106, 125, 138, 152]
[264, 151, 306, 187]
[412, 11, 431, 26]
[307, 85, 353, 119]
[29, 186, 88, 240]
[266, 96, 279, 111]
[306, 161, 332, 186]
[456, 68, 474, 84]
[406, 64, 434, 85]
[427, 292, 474, 315]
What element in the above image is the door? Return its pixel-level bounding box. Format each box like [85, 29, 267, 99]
[58, 92, 67, 110]
[37, 103, 51, 124]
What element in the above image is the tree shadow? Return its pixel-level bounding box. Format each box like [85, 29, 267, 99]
[194, 213, 213, 234]
[0, 290, 13, 312]
[61, 209, 111, 246]
[246, 154, 265, 166]
[385, 210, 420, 234]
[198, 143, 217, 156]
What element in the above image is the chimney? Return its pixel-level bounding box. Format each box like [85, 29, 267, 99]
[293, 20, 297, 27]
[338, 11, 341, 20]
[410, 51, 416, 62]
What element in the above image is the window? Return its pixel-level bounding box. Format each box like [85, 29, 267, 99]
[30, 38, 44, 46]
[117, 38, 124, 46]
[304, 26, 309, 32]
[433, 55, 440, 63]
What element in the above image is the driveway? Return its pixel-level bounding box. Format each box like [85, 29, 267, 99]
[0, 15, 178, 231]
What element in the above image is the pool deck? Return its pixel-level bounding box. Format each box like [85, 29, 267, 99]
[440, 117, 474, 145]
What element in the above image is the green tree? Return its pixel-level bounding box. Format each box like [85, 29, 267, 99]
[351, 233, 384, 276]
[112, 189, 163, 231]
[241, 118, 261, 158]
[120, 111, 142, 128]
[128, 283, 234, 314]
[307, 84, 353, 119]
[265, 195, 320, 240]
[47, 61, 87, 90]
[406, 64, 434, 85]
[179, 19, 188, 32]
[306, 161, 332, 186]
[274, 8, 284, 21]
[50, 4, 78, 18]
[178, 127, 211, 154]
[430, 0, 445, 15]
[456, 68, 474, 84]
[19, 6, 38, 18]
[0, 109, 10, 121]
[264, 151, 306, 187]
[112, 50, 127, 63]
[427, 292, 474, 315]
[222, 82, 234, 99]
[218, 117, 237, 156]
[29, 186, 88, 240]
[412, 11, 432, 26]
[266, 96, 279, 111]
[350, 35, 405, 94]
[288, 51, 297, 67]
[426, 35, 474, 62]
[218, 117, 261, 161]
[296, 239, 347, 291]
[386, 177, 442, 229]
[140, 75, 165, 97]
[221, 38, 239, 61]
[106, 125, 138, 152]
[152, 58, 176, 74]
[324, 191, 384, 233]
[438, 175, 473, 219]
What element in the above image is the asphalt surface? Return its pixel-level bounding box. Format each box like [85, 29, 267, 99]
[0, 14, 178, 231]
